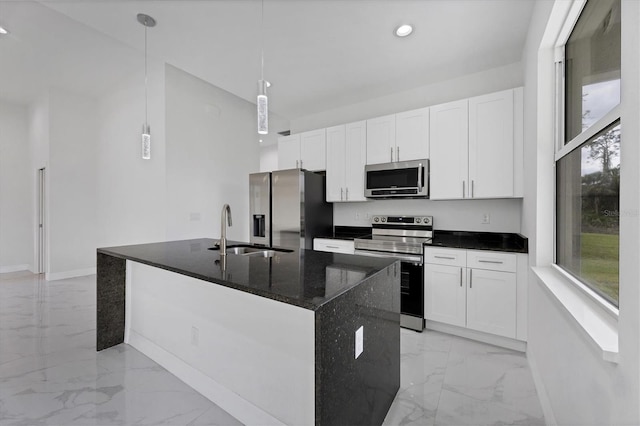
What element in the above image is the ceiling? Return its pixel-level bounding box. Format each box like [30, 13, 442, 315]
[0, 0, 535, 120]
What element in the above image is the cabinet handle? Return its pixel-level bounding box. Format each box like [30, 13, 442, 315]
[397, 146, 400, 161]
[390, 147, 393, 162]
[478, 260, 504, 264]
[341, 188, 344, 201]
[469, 269, 473, 288]
[462, 181, 466, 198]
[296, 160, 299, 168]
[460, 268, 463, 287]
[434, 255, 455, 260]
[346, 187, 349, 200]
[471, 180, 474, 198]
[300, 160, 303, 168]
[326, 245, 340, 249]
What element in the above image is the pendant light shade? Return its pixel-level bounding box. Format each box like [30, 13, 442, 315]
[257, 0, 269, 135]
[137, 13, 156, 159]
[257, 80, 268, 135]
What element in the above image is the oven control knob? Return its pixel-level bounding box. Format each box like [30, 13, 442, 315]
[423, 217, 431, 225]
[381, 217, 387, 222]
[373, 217, 379, 223]
[415, 218, 422, 223]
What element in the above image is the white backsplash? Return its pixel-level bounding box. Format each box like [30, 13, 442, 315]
[333, 198, 523, 234]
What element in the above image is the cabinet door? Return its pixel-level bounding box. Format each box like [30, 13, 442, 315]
[344, 121, 367, 201]
[366, 114, 396, 165]
[395, 107, 429, 161]
[469, 89, 514, 198]
[466, 268, 516, 338]
[277, 134, 301, 170]
[424, 263, 466, 327]
[300, 129, 326, 171]
[325, 125, 346, 202]
[429, 99, 469, 199]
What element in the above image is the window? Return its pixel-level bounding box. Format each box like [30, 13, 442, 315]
[556, 0, 621, 307]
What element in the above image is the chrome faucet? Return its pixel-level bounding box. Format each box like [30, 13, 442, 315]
[219, 204, 232, 256]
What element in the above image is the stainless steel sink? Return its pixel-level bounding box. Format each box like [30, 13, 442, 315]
[208, 244, 293, 257]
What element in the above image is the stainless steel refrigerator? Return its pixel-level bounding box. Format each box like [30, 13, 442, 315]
[249, 169, 333, 250]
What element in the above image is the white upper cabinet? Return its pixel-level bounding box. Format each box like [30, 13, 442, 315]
[429, 99, 469, 199]
[344, 121, 367, 201]
[366, 114, 396, 164]
[326, 125, 346, 202]
[326, 121, 367, 202]
[300, 128, 326, 171]
[277, 134, 301, 170]
[430, 88, 523, 200]
[366, 109, 429, 165]
[395, 106, 429, 162]
[469, 89, 514, 198]
[278, 129, 326, 171]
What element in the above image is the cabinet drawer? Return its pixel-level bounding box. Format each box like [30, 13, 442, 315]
[424, 247, 466, 267]
[467, 250, 516, 273]
[313, 239, 355, 254]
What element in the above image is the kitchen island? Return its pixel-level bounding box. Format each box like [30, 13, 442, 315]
[97, 238, 400, 426]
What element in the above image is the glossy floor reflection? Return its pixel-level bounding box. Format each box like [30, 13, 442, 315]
[1, 272, 545, 426]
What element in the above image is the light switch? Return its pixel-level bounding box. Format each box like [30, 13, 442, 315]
[355, 326, 363, 359]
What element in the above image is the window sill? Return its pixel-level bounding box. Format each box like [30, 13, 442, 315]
[531, 266, 619, 363]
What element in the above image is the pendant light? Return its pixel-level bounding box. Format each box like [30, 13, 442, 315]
[137, 13, 156, 160]
[257, 0, 270, 135]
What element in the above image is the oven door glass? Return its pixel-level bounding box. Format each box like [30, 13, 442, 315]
[400, 261, 423, 318]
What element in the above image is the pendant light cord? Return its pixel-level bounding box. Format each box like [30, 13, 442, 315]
[144, 23, 148, 129]
[260, 0, 264, 82]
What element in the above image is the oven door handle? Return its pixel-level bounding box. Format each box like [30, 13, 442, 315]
[354, 250, 423, 264]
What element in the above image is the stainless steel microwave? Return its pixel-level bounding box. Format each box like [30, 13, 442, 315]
[364, 159, 429, 199]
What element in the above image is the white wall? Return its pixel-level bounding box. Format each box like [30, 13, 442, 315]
[523, 1, 640, 424]
[96, 60, 167, 249]
[0, 101, 32, 271]
[259, 144, 278, 172]
[28, 95, 50, 273]
[165, 65, 260, 242]
[46, 88, 98, 278]
[333, 198, 522, 233]
[290, 62, 523, 133]
[288, 62, 525, 232]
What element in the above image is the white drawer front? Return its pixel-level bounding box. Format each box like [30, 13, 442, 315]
[313, 239, 355, 255]
[424, 247, 467, 267]
[467, 250, 517, 273]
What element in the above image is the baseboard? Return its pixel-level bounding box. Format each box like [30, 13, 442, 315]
[127, 331, 286, 426]
[526, 347, 557, 426]
[424, 320, 527, 352]
[0, 264, 30, 273]
[46, 267, 96, 281]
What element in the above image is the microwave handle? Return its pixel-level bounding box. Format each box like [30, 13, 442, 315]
[418, 163, 423, 192]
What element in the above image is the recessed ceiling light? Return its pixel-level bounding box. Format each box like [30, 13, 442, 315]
[0, 26, 9, 35]
[395, 24, 413, 37]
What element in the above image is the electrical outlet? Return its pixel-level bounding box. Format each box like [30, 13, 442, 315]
[482, 213, 491, 224]
[191, 326, 199, 346]
[355, 326, 364, 359]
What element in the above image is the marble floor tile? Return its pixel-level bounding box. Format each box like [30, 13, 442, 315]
[1, 272, 545, 426]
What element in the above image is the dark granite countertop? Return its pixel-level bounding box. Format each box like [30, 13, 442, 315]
[98, 238, 397, 311]
[431, 230, 528, 253]
[317, 226, 372, 241]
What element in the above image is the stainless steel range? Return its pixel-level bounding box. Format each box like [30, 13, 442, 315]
[354, 215, 433, 331]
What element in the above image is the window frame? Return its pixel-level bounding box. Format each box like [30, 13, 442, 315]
[553, 0, 621, 313]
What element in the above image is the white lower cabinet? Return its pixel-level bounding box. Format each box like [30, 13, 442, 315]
[424, 247, 517, 339]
